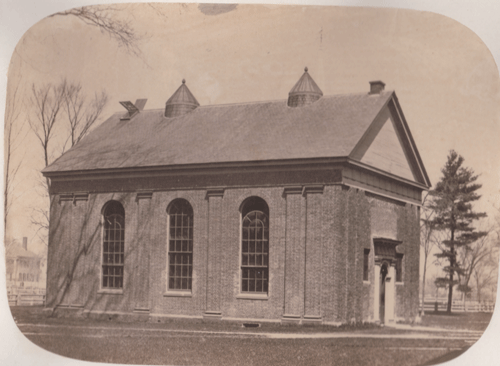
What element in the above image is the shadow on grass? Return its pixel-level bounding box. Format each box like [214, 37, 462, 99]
[11, 305, 387, 334]
[418, 311, 493, 332]
[420, 347, 470, 366]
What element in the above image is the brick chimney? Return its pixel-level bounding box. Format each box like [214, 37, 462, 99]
[369, 81, 385, 94]
[22, 237, 27, 250]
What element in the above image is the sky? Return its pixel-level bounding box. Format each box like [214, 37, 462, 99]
[1, 1, 500, 366]
[3, 2, 500, 256]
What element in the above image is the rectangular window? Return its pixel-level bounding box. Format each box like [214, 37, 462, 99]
[396, 254, 403, 282]
[363, 249, 370, 281]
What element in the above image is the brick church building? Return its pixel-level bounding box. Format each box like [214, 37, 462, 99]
[43, 68, 430, 325]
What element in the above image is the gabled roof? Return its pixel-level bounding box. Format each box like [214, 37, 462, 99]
[42, 89, 430, 187]
[6, 246, 39, 259]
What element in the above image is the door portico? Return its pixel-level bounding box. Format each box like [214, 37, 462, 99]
[372, 238, 401, 324]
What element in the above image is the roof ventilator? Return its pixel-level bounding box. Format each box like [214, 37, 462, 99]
[164, 79, 200, 118]
[287, 67, 323, 107]
[119, 99, 148, 120]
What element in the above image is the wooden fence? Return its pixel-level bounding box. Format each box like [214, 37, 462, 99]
[420, 299, 495, 313]
[8, 293, 46, 307]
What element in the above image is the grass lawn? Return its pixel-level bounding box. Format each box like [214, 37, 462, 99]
[10, 306, 485, 366]
[26, 332, 470, 366]
[417, 311, 493, 331]
[9, 306, 384, 334]
[10, 306, 494, 334]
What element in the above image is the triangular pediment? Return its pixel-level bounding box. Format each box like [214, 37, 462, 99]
[349, 96, 430, 187]
[361, 117, 415, 181]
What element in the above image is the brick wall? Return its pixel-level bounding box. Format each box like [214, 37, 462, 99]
[46, 182, 420, 323]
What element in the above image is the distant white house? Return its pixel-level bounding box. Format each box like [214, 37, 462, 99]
[6, 237, 45, 294]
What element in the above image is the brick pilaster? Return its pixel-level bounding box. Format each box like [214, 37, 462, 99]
[304, 185, 324, 320]
[204, 188, 224, 318]
[134, 191, 152, 312]
[282, 186, 304, 322]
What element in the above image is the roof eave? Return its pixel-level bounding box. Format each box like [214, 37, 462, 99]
[42, 156, 352, 178]
[43, 156, 428, 192]
[346, 158, 429, 191]
[390, 92, 432, 188]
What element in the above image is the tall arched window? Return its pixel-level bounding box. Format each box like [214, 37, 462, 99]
[167, 199, 193, 291]
[102, 201, 125, 289]
[241, 197, 269, 294]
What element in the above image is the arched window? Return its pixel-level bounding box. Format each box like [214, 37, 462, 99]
[102, 201, 125, 289]
[167, 199, 193, 291]
[241, 197, 269, 294]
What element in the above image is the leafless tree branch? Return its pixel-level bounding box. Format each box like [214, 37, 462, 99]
[49, 6, 145, 59]
[63, 83, 108, 152]
[420, 192, 442, 312]
[4, 81, 27, 234]
[30, 205, 50, 248]
[456, 228, 498, 304]
[28, 80, 109, 246]
[28, 80, 68, 190]
[147, 3, 169, 21]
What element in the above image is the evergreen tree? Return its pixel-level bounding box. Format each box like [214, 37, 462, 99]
[429, 150, 487, 313]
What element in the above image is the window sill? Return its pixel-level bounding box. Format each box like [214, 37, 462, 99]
[363, 280, 370, 285]
[164, 291, 192, 298]
[236, 293, 269, 300]
[98, 289, 123, 295]
[396, 282, 404, 285]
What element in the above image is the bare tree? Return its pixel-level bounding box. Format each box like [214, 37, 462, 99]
[48, 5, 144, 58]
[472, 250, 498, 303]
[456, 231, 493, 305]
[28, 80, 67, 248]
[4, 82, 26, 234]
[494, 203, 500, 249]
[63, 83, 108, 152]
[28, 80, 68, 189]
[420, 193, 439, 314]
[31, 204, 50, 247]
[28, 80, 109, 247]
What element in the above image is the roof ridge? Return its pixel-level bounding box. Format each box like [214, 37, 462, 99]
[112, 90, 394, 113]
[199, 99, 287, 108]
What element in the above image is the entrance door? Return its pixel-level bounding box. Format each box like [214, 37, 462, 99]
[379, 264, 388, 323]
